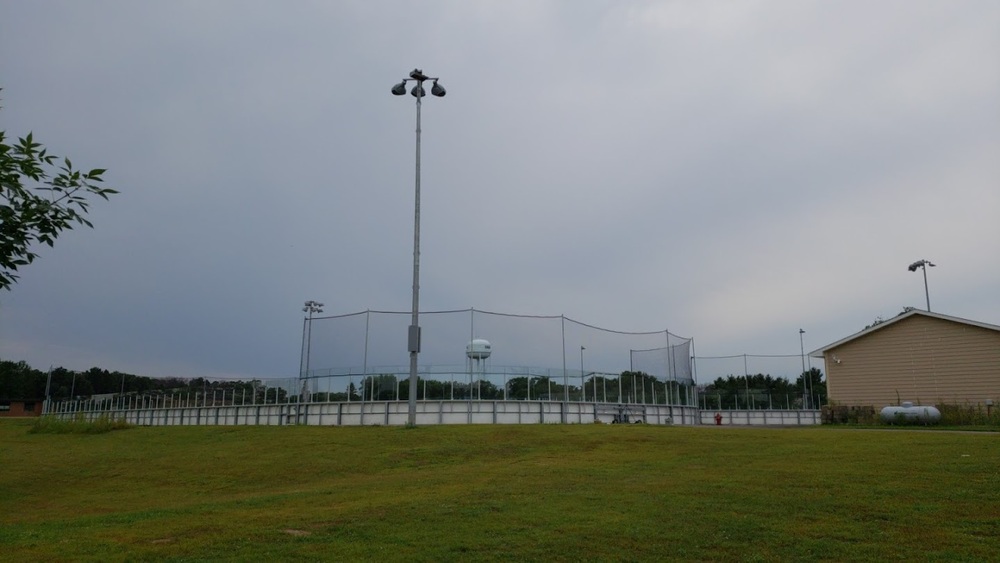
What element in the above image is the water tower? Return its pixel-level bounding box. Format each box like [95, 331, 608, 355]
[466, 339, 492, 399]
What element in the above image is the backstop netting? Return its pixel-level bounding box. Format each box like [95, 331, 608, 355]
[693, 354, 816, 410]
[299, 308, 694, 405]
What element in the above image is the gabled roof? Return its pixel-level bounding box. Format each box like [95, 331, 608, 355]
[808, 309, 1000, 358]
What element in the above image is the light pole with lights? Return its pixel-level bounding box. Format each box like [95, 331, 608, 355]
[908, 259, 936, 311]
[392, 69, 447, 426]
[799, 328, 809, 409]
[300, 300, 324, 403]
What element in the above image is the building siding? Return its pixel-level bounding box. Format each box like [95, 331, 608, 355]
[824, 315, 1000, 407]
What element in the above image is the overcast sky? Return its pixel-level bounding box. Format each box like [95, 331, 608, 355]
[2, 1, 998, 384]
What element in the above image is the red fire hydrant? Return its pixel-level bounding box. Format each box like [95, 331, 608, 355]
[714, 412, 723, 426]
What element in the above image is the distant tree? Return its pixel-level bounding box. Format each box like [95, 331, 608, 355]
[0, 359, 43, 397]
[505, 376, 554, 400]
[360, 374, 398, 400]
[704, 373, 808, 409]
[618, 371, 658, 403]
[864, 307, 918, 330]
[396, 377, 464, 401]
[475, 379, 501, 400]
[505, 377, 529, 400]
[416, 378, 446, 400]
[587, 375, 614, 401]
[158, 377, 189, 390]
[83, 367, 112, 394]
[49, 367, 74, 398]
[1, 94, 117, 290]
[864, 316, 887, 330]
[794, 367, 826, 407]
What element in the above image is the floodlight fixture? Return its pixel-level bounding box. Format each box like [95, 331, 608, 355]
[907, 259, 936, 311]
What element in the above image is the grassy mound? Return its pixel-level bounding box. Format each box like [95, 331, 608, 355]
[1, 421, 996, 560]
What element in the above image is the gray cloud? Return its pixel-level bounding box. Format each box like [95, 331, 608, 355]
[1, 1, 997, 383]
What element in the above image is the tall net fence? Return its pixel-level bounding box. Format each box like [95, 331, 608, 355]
[631, 340, 693, 383]
[693, 354, 821, 410]
[41, 313, 830, 416]
[297, 308, 695, 405]
[44, 346, 826, 416]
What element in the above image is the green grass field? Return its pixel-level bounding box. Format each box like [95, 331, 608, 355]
[1, 420, 997, 562]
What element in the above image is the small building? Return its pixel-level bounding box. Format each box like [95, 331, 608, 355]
[810, 310, 1000, 407]
[0, 399, 44, 417]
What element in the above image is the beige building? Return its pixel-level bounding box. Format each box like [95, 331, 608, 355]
[810, 310, 1000, 407]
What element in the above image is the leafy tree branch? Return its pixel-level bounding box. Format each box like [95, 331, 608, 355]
[1, 94, 117, 290]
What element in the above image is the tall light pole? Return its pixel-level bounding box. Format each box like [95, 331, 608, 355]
[392, 68, 446, 426]
[300, 300, 324, 403]
[799, 328, 809, 409]
[908, 259, 936, 311]
[580, 346, 586, 402]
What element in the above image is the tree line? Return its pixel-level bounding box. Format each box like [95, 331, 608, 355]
[348, 370, 691, 404]
[0, 359, 276, 401]
[702, 368, 826, 409]
[2, 359, 697, 406]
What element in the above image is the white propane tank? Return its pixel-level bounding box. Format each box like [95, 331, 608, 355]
[879, 401, 942, 424]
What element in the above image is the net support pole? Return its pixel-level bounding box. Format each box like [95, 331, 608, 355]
[561, 315, 568, 423]
[361, 310, 370, 404]
[665, 329, 673, 405]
